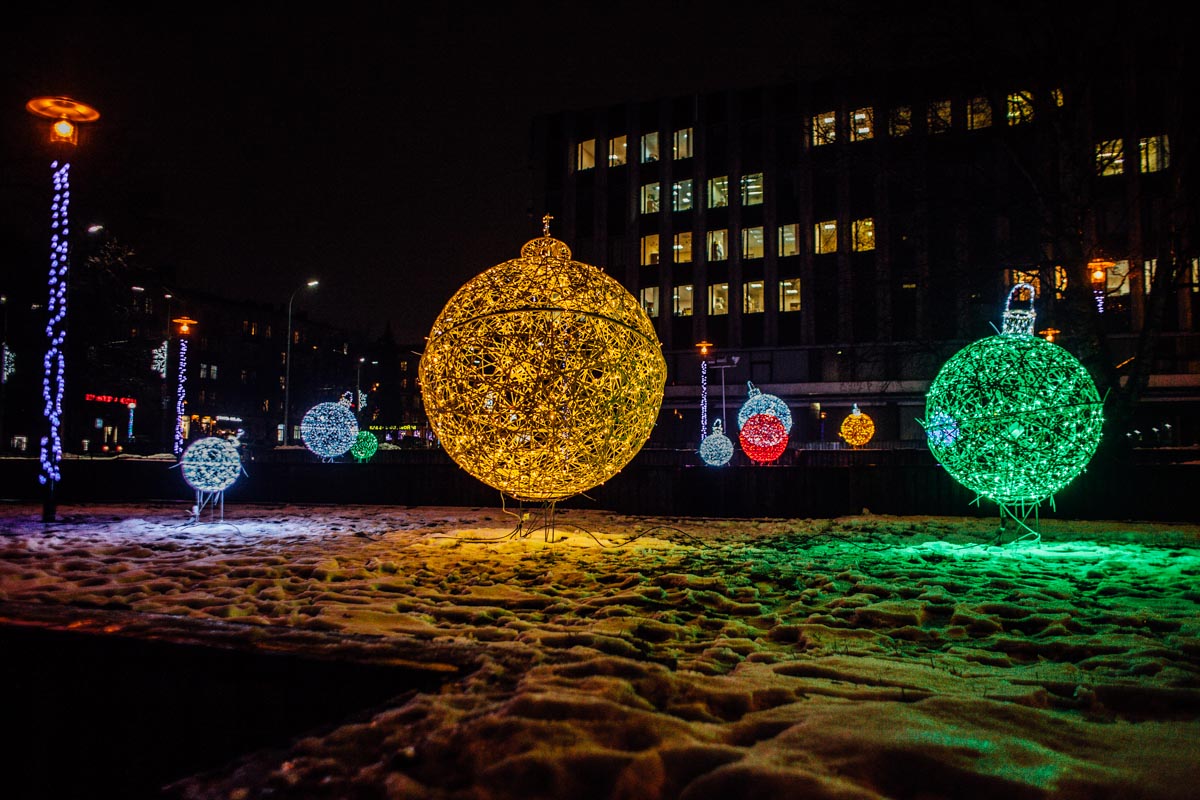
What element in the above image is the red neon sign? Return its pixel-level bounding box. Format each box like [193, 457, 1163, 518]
[84, 393, 137, 406]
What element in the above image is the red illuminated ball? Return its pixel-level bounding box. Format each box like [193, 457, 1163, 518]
[739, 413, 788, 463]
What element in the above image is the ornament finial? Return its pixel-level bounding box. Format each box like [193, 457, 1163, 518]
[542, 213, 554, 237]
[1001, 282, 1037, 336]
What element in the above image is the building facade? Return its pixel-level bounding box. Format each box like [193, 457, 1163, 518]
[533, 51, 1199, 450]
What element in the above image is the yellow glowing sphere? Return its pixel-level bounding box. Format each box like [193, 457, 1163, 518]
[839, 405, 875, 447]
[419, 233, 667, 502]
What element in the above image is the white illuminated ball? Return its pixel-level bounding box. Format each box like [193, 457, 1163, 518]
[301, 402, 359, 459]
[180, 437, 242, 492]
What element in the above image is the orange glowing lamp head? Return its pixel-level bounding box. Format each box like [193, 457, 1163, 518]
[26, 96, 100, 148]
[173, 316, 198, 335]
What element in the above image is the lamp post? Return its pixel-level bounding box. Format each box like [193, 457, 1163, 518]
[355, 357, 378, 425]
[172, 316, 197, 456]
[26, 95, 100, 523]
[696, 341, 713, 443]
[283, 279, 319, 445]
[1, 294, 9, 449]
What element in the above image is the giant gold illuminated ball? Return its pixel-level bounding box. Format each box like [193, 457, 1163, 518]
[419, 231, 666, 502]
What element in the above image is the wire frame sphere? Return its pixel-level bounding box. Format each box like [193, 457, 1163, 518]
[921, 287, 1104, 506]
[839, 404, 875, 447]
[699, 419, 734, 466]
[737, 382, 792, 432]
[350, 430, 379, 462]
[740, 413, 788, 463]
[419, 232, 667, 502]
[301, 402, 359, 459]
[180, 437, 242, 492]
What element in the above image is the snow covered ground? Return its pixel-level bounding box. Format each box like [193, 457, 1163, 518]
[1, 501, 1198, 798]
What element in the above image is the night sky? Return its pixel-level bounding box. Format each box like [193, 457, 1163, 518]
[0, 4, 1095, 344]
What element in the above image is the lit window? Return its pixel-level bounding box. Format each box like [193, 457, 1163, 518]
[608, 135, 627, 166]
[889, 106, 912, 137]
[743, 281, 765, 314]
[852, 218, 875, 252]
[1144, 258, 1157, 295]
[1009, 267, 1040, 296]
[210, 364, 218, 380]
[708, 283, 729, 315]
[928, 100, 952, 134]
[641, 234, 660, 265]
[778, 223, 800, 257]
[639, 286, 660, 317]
[1190, 257, 1199, 293]
[673, 127, 693, 159]
[576, 139, 596, 170]
[673, 284, 694, 316]
[1104, 260, 1131, 296]
[1140, 135, 1169, 173]
[707, 229, 728, 261]
[674, 231, 693, 263]
[850, 107, 874, 142]
[708, 176, 729, 208]
[742, 226, 764, 259]
[641, 132, 660, 162]
[815, 220, 837, 254]
[967, 97, 992, 130]
[779, 278, 801, 312]
[1007, 91, 1034, 125]
[640, 182, 661, 214]
[813, 111, 837, 146]
[741, 173, 764, 206]
[672, 179, 694, 211]
[1095, 139, 1124, 176]
[199, 363, 208, 379]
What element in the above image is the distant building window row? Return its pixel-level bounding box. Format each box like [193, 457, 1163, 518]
[1095, 135, 1170, 175]
[582, 91, 1065, 168]
[640, 217, 873, 265]
[242, 320, 273, 338]
[812, 89, 1057, 146]
[576, 127, 693, 170]
[641, 174, 762, 214]
[638, 280, 802, 317]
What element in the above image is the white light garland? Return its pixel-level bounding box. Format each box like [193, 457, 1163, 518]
[700, 359, 708, 443]
[152, 339, 168, 378]
[2, 344, 14, 384]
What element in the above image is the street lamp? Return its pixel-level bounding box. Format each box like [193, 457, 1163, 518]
[355, 357, 378, 424]
[172, 316, 197, 456]
[283, 279, 319, 445]
[26, 95, 100, 522]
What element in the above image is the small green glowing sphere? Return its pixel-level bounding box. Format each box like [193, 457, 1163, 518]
[922, 333, 1104, 505]
[350, 430, 379, 462]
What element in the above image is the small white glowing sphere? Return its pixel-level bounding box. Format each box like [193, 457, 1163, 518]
[699, 419, 734, 466]
[301, 402, 359, 459]
[180, 437, 242, 492]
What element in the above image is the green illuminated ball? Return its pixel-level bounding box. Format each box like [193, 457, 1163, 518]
[922, 334, 1103, 505]
[350, 430, 379, 462]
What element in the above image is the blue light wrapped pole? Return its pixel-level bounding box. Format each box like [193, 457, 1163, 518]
[25, 96, 100, 523]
